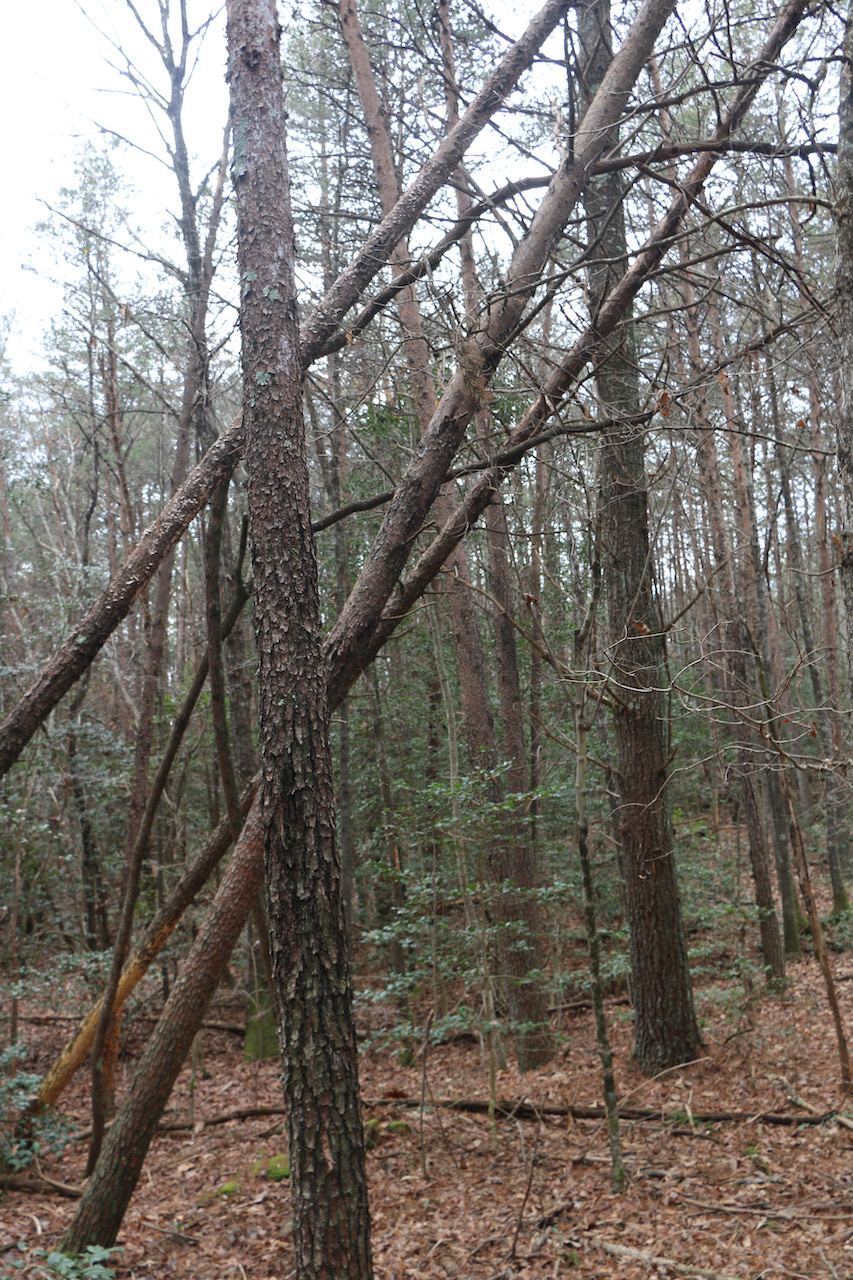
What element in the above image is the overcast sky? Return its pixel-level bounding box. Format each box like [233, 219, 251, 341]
[1, 0, 230, 373]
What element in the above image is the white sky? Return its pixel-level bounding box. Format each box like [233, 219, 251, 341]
[1, 0, 230, 373]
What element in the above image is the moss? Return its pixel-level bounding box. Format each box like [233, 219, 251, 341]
[253, 1153, 290, 1180]
[265, 1154, 290, 1181]
[219, 1180, 240, 1197]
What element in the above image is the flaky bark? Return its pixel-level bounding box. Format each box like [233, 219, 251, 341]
[205, 476, 244, 843]
[229, 1, 372, 1275]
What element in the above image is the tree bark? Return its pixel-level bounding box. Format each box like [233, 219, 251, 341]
[578, 0, 700, 1074]
[353, 0, 813, 683]
[32, 775, 259, 1114]
[228, 1, 372, 1274]
[60, 802, 265, 1252]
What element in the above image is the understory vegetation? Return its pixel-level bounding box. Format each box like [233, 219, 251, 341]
[3, 0, 853, 1272]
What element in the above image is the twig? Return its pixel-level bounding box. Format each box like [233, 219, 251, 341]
[466, 1233, 506, 1260]
[70, 1102, 288, 1142]
[586, 1235, 746, 1279]
[419, 1010, 434, 1180]
[680, 1196, 853, 1222]
[547, 995, 632, 1014]
[144, 1223, 203, 1243]
[508, 1103, 542, 1261]
[779, 1077, 853, 1132]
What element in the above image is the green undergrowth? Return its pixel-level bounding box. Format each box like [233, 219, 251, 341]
[354, 804, 844, 1054]
[7, 1245, 121, 1279]
[0, 1043, 71, 1173]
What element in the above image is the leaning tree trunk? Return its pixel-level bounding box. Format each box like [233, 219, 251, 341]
[0, 0, 572, 787]
[33, 778, 259, 1114]
[324, 0, 679, 706]
[60, 803, 265, 1252]
[358, 0, 812, 695]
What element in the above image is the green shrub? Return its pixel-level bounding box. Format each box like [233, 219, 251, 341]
[0, 1043, 70, 1172]
[9, 1245, 121, 1279]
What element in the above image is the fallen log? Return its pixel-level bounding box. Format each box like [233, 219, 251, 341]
[0, 1171, 83, 1198]
[366, 1095, 845, 1127]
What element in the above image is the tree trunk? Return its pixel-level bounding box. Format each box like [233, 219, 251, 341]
[342, 0, 554, 1067]
[228, 2, 372, 1275]
[835, 2, 853, 682]
[782, 152, 850, 901]
[66, 717, 110, 953]
[60, 803, 265, 1252]
[300, 0, 573, 363]
[360, 0, 812, 686]
[682, 315, 785, 981]
[32, 776, 259, 1114]
[579, 0, 701, 1073]
[710, 304, 803, 954]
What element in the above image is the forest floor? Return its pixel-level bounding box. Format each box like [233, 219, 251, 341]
[3, 837, 853, 1278]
